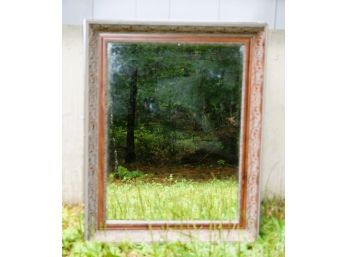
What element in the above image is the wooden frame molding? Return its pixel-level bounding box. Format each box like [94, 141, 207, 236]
[84, 21, 266, 242]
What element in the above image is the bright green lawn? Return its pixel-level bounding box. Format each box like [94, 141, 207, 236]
[62, 198, 284, 257]
[107, 178, 239, 221]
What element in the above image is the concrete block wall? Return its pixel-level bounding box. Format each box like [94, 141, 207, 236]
[63, 0, 285, 29]
[63, 26, 85, 204]
[62, 0, 285, 204]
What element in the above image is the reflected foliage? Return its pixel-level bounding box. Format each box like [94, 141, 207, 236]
[107, 42, 243, 172]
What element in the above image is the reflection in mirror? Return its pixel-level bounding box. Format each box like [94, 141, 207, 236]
[106, 42, 244, 221]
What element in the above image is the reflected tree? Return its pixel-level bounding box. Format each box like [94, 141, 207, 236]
[107, 42, 244, 171]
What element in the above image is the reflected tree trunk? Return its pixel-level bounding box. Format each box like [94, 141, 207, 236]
[107, 112, 119, 172]
[125, 68, 138, 163]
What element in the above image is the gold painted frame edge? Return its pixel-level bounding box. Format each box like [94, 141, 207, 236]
[84, 20, 267, 242]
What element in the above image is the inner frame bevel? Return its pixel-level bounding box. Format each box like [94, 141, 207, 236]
[97, 33, 252, 230]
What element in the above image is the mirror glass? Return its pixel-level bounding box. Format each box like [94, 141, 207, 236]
[106, 42, 244, 221]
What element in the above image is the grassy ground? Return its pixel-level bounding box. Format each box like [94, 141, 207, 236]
[62, 198, 284, 257]
[107, 178, 239, 220]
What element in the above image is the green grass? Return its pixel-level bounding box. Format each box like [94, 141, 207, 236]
[62, 198, 284, 257]
[107, 178, 239, 220]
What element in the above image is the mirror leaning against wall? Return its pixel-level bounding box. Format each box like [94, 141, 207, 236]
[84, 22, 266, 242]
[106, 42, 244, 222]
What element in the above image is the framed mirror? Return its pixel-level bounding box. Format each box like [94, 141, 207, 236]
[84, 21, 266, 242]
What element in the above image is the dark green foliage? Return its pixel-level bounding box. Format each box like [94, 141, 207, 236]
[115, 165, 144, 180]
[107, 42, 244, 170]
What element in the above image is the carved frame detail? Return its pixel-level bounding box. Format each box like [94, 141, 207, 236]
[84, 21, 266, 242]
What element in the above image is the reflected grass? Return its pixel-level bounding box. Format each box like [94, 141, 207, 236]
[106, 178, 239, 220]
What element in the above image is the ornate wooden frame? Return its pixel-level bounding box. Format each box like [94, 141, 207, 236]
[84, 21, 266, 242]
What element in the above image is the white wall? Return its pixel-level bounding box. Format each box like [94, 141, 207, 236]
[62, 0, 285, 29]
[62, 0, 285, 203]
[62, 26, 84, 204]
[261, 30, 285, 198]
